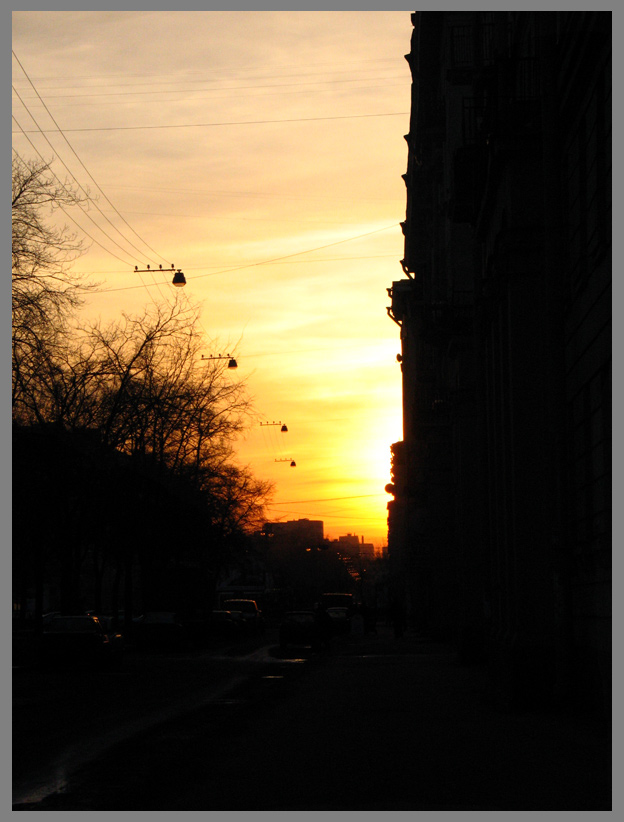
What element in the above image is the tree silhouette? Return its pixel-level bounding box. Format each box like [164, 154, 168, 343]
[12, 154, 94, 417]
[12, 157, 273, 623]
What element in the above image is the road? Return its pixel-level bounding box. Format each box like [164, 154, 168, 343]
[13, 625, 300, 808]
[13, 623, 611, 811]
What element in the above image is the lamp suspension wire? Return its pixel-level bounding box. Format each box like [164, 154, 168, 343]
[12, 50, 171, 267]
[12, 121, 170, 305]
[12, 92, 156, 270]
[12, 52, 177, 307]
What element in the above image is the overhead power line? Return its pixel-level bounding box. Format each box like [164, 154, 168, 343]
[95, 183, 402, 204]
[71, 255, 397, 277]
[12, 50, 170, 269]
[12, 134, 172, 303]
[12, 137, 134, 268]
[98, 223, 401, 293]
[266, 509, 384, 522]
[269, 494, 384, 504]
[12, 50, 184, 308]
[13, 90, 150, 268]
[11, 61, 402, 92]
[12, 122, 164, 308]
[12, 111, 409, 134]
[12, 74, 406, 101]
[9, 55, 400, 87]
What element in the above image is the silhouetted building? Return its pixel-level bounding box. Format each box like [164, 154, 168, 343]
[262, 519, 325, 553]
[337, 534, 361, 557]
[358, 541, 376, 561]
[387, 11, 611, 711]
[269, 518, 325, 548]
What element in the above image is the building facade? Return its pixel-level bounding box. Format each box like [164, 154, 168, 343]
[387, 11, 611, 711]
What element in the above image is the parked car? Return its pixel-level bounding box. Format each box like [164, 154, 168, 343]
[132, 611, 186, 650]
[326, 606, 351, 635]
[320, 592, 354, 613]
[279, 610, 321, 650]
[221, 599, 263, 633]
[40, 614, 123, 668]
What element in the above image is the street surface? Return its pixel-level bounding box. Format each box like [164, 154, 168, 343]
[13, 626, 288, 807]
[13, 624, 611, 811]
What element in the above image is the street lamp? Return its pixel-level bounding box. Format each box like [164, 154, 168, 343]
[134, 263, 186, 287]
[201, 354, 238, 369]
[274, 458, 296, 467]
[260, 421, 288, 432]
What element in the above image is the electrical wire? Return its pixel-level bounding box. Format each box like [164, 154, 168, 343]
[10, 54, 401, 88]
[13, 88, 156, 269]
[97, 223, 400, 293]
[15, 84, 407, 112]
[13, 111, 409, 135]
[265, 508, 385, 522]
[14, 65, 403, 100]
[11, 52, 403, 370]
[71, 255, 397, 276]
[12, 51, 171, 269]
[96, 183, 400, 203]
[13, 74, 407, 101]
[12, 135, 169, 304]
[13, 53, 181, 306]
[269, 494, 384, 504]
[12, 136, 134, 268]
[12, 129, 171, 305]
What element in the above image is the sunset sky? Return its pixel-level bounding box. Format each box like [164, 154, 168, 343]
[12, 10, 414, 547]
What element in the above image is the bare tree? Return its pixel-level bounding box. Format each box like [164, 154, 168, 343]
[12, 154, 94, 413]
[12, 154, 89, 305]
[13, 294, 274, 616]
[83, 299, 251, 468]
[12, 156, 274, 618]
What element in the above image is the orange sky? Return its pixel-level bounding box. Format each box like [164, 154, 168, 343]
[12, 10, 413, 546]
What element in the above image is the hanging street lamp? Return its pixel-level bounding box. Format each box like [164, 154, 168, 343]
[201, 354, 238, 369]
[260, 421, 288, 432]
[134, 263, 186, 287]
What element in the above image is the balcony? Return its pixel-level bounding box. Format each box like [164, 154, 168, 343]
[387, 279, 424, 325]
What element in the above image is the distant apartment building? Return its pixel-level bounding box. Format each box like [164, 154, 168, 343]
[337, 534, 361, 554]
[387, 11, 611, 711]
[333, 533, 368, 556]
[262, 519, 325, 553]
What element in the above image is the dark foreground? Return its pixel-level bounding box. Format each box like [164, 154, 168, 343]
[14, 624, 611, 811]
